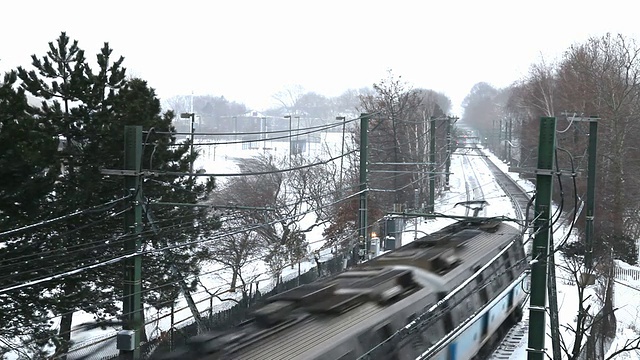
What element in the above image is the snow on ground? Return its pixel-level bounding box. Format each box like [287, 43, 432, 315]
[11, 133, 640, 359]
[31, 132, 348, 358]
[478, 147, 640, 360]
[0, 134, 341, 359]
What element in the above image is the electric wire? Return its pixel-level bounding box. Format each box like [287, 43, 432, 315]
[1, 155, 363, 283]
[5, 116, 462, 354]
[29, 241, 356, 354]
[3, 140, 360, 272]
[0, 210, 207, 275]
[0, 188, 367, 294]
[0, 205, 134, 269]
[0, 195, 132, 238]
[149, 115, 362, 137]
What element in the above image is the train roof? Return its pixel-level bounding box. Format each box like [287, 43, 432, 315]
[165, 220, 522, 360]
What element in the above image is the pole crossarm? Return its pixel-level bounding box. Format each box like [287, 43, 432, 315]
[101, 150, 354, 178]
[369, 162, 436, 166]
[507, 167, 580, 177]
[385, 211, 521, 223]
[151, 201, 275, 211]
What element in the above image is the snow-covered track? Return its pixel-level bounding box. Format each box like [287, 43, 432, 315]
[461, 152, 486, 216]
[476, 149, 531, 222]
[488, 293, 530, 360]
[474, 148, 533, 360]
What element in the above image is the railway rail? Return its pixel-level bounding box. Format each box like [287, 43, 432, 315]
[470, 147, 533, 360]
[460, 152, 487, 217]
[476, 148, 532, 224]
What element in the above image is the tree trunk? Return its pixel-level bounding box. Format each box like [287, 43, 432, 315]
[57, 311, 73, 360]
[140, 306, 148, 343]
[230, 270, 238, 292]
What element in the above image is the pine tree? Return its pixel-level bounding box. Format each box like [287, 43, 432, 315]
[1, 32, 219, 357]
[0, 70, 59, 226]
[0, 70, 60, 352]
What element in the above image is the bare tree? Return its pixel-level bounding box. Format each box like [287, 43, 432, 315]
[360, 70, 424, 209]
[520, 57, 558, 117]
[555, 247, 640, 360]
[549, 33, 640, 263]
[272, 85, 306, 115]
[210, 229, 262, 292]
[462, 82, 503, 153]
[211, 154, 334, 285]
[162, 95, 191, 115]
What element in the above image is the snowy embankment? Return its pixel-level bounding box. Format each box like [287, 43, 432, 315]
[49, 134, 344, 358]
[480, 146, 640, 360]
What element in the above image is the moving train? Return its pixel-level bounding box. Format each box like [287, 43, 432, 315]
[159, 217, 528, 360]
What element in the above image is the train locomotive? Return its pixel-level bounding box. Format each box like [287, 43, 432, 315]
[160, 218, 528, 360]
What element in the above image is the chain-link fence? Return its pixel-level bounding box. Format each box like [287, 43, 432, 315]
[148, 254, 346, 358]
[66, 254, 347, 359]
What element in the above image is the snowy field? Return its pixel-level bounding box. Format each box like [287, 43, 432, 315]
[8, 133, 640, 359]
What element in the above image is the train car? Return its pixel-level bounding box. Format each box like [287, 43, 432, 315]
[158, 218, 528, 360]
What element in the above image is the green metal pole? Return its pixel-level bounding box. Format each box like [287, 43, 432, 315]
[527, 117, 557, 360]
[357, 113, 370, 262]
[585, 120, 598, 271]
[190, 114, 195, 176]
[122, 126, 143, 359]
[336, 116, 347, 196]
[428, 117, 436, 213]
[508, 118, 513, 164]
[548, 245, 561, 360]
[503, 118, 508, 161]
[444, 117, 452, 190]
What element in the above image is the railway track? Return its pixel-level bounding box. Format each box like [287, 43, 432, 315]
[488, 295, 530, 360]
[460, 152, 487, 217]
[476, 148, 532, 223]
[470, 147, 533, 360]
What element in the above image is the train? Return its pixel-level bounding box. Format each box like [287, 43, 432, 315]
[158, 217, 528, 360]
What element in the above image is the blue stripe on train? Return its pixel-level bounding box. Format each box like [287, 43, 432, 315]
[448, 342, 457, 360]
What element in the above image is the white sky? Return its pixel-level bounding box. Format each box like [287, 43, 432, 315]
[2, 1, 639, 115]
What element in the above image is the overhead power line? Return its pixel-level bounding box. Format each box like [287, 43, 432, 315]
[102, 149, 357, 178]
[0, 195, 132, 239]
[151, 116, 360, 137]
[0, 187, 367, 294]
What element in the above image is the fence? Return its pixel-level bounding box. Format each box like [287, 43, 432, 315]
[140, 254, 347, 358]
[56, 255, 346, 360]
[613, 263, 640, 282]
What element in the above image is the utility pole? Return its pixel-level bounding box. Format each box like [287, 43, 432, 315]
[585, 119, 598, 272]
[527, 117, 557, 360]
[548, 238, 562, 360]
[357, 113, 370, 263]
[180, 113, 196, 176]
[444, 117, 452, 190]
[499, 118, 503, 160]
[295, 116, 301, 155]
[414, 188, 419, 240]
[120, 126, 143, 359]
[284, 115, 292, 164]
[233, 116, 238, 138]
[503, 118, 508, 161]
[428, 116, 436, 213]
[492, 118, 495, 151]
[336, 116, 346, 195]
[508, 117, 513, 164]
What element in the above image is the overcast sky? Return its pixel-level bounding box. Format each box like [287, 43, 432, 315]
[2, 1, 639, 116]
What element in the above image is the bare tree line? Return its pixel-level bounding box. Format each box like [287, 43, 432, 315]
[462, 33, 640, 359]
